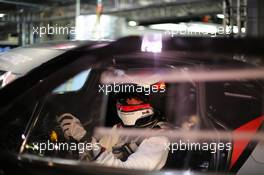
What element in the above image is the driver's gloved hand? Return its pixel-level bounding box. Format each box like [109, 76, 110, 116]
[57, 113, 87, 141]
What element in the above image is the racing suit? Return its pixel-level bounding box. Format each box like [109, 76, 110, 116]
[58, 113, 170, 170]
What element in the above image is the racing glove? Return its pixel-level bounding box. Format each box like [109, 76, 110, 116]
[57, 113, 87, 141]
[57, 113, 105, 161]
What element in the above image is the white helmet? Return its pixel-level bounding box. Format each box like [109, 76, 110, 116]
[115, 82, 165, 127]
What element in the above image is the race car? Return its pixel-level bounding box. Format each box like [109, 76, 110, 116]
[0, 36, 263, 175]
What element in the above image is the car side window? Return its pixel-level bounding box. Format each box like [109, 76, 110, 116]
[53, 69, 91, 93]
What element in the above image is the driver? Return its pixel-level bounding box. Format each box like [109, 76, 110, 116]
[57, 83, 171, 170]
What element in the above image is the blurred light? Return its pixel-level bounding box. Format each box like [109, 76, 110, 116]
[48, 161, 54, 167]
[54, 44, 76, 50]
[183, 170, 192, 175]
[137, 26, 145, 30]
[150, 23, 182, 31]
[128, 20, 137, 27]
[0, 13, 5, 18]
[76, 15, 124, 40]
[141, 34, 162, 53]
[216, 14, 225, 19]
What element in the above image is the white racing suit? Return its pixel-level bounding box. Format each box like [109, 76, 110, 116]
[80, 123, 170, 170]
